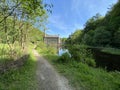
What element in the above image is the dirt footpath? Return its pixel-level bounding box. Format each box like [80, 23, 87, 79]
[33, 50, 73, 90]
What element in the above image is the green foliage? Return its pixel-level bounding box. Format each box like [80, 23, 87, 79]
[28, 26, 44, 44]
[61, 37, 67, 45]
[113, 28, 120, 48]
[68, 44, 96, 67]
[85, 58, 96, 67]
[83, 19, 112, 47]
[0, 0, 49, 60]
[0, 0, 50, 89]
[46, 47, 57, 55]
[57, 52, 71, 63]
[107, 0, 120, 34]
[36, 42, 57, 55]
[0, 53, 37, 90]
[84, 13, 104, 33]
[44, 54, 59, 63]
[0, 43, 23, 61]
[82, 30, 94, 45]
[101, 47, 120, 55]
[65, 30, 83, 45]
[93, 26, 111, 46]
[83, 26, 111, 47]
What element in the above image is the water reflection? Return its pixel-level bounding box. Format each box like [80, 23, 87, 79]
[88, 48, 120, 71]
[58, 48, 69, 56]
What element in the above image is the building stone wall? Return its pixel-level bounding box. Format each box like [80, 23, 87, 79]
[44, 35, 60, 48]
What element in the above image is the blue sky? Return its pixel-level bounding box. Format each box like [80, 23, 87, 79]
[44, 0, 118, 38]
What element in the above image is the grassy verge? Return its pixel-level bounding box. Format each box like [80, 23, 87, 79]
[0, 52, 37, 90]
[88, 46, 120, 55]
[101, 47, 120, 55]
[44, 54, 120, 90]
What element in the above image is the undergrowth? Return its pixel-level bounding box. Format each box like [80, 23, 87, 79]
[0, 53, 37, 90]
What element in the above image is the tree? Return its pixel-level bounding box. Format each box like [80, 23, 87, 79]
[84, 13, 104, 33]
[113, 28, 120, 48]
[93, 26, 111, 46]
[82, 30, 94, 45]
[65, 30, 83, 45]
[0, 0, 50, 59]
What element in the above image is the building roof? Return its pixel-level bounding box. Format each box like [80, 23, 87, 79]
[44, 34, 59, 38]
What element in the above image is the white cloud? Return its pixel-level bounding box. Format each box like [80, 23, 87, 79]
[71, 0, 96, 17]
[49, 15, 65, 29]
[48, 14, 84, 37]
[71, 0, 118, 17]
[48, 15, 71, 32]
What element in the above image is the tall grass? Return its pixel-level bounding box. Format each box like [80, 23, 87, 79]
[36, 42, 57, 55]
[0, 52, 37, 90]
[0, 43, 23, 62]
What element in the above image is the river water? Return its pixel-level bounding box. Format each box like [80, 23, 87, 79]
[58, 49, 69, 56]
[89, 48, 120, 71]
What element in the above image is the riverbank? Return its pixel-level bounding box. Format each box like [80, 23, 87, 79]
[44, 54, 120, 90]
[101, 48, 120, 55]
[87, 46, 120, 55]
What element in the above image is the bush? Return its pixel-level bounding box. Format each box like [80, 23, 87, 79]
[68, 44, 96, 67]
[93, 26, 111, 46]
[46, 47, 57, 55]
[36, 43, 57, 55]
[57, 52, 71, 63]
[85, 58, 96, 67]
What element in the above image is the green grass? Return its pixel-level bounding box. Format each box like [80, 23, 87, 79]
[101, 48, 120, 55]
[45, 54, 120, 90]
[0, 53, 37, 90]
[0, 43, 23, 63]
[88, 46, 120, 55]
[36, 45, 57, 55]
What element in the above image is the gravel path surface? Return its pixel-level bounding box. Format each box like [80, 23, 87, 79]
[33, 50, 73, 90]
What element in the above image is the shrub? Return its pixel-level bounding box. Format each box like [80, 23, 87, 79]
[36, 43, 57, 55]
[68, 44, 96, 67]
[85, 58, 96, 67]
[57, 52, 71, 63]
[47, 47, 57, 55]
